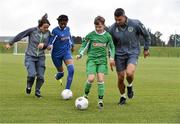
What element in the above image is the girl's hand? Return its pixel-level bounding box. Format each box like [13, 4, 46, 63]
[5, 43, 11, 49]
[37, 43, 44, 49]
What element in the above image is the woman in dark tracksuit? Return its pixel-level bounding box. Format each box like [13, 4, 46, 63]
[5, 14, 50, 98]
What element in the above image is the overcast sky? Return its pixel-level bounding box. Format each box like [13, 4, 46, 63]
[0, 0, 180, 42]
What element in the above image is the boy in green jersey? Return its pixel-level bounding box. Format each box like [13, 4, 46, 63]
[76, 16, 115, 109]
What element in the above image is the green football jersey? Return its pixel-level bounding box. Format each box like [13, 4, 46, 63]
[79, 31, 115, 64]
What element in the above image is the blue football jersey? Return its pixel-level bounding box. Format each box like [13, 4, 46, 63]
[49, 26, 73, 57]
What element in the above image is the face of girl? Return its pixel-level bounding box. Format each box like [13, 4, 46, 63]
[58, 21, 68, 29]
[95, 23, 105, 34]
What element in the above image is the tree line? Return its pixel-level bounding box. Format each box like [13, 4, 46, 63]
[72, 30, 180, 47]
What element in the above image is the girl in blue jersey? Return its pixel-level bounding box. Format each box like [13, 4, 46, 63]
[48, 15, 74, 91]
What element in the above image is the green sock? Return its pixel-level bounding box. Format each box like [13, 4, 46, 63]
[98, 82, 105, 99]
[84, 81, 92, 95]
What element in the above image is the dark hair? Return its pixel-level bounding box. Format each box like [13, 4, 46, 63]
[57, 15, 68, 22]
[114, 8, 125, 17]
[38, 13, 50, 27]
[94, 16, 105, 25]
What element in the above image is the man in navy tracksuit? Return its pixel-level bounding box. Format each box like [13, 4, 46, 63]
[6, 14, 50, 98]
[109, 8, 151, 105]
[48, 15, 74, 91]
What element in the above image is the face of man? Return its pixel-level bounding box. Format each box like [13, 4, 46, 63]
[95, 23, 105, 34]
[115, 16, 126, 26]
[58, 21, 68, 30]
[40, 23, 50, 33]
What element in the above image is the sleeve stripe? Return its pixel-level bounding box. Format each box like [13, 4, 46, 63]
[51, 35, 58, 44]
[80, 42, 90, 55]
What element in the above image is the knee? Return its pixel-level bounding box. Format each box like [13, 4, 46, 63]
[37, 76, 44, 83]
[88, 79, 94, 83]
[88, 77, 95, 83]
[28, 73, 36, 78]
[27, 76, 35, 82]
[97, 76, 104, 82]
[126, 71, 134, 78]
[98, 79, 104, 82]
[118, 72, 125, 81]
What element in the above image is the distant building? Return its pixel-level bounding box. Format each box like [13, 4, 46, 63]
[0, 36, 28, 42]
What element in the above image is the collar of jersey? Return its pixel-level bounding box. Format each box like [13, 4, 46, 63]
[58, 26, 67, 31]
[95, 30, 106, 35]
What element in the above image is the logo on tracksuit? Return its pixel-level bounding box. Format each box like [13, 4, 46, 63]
[128, 27, 134, 32]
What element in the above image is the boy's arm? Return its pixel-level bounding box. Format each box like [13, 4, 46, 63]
[108, 35, 115, 60]
[77, 37, 90, 58]
[108, 35, 115, 71]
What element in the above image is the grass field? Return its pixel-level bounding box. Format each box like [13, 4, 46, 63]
[0, 54, 180, 123]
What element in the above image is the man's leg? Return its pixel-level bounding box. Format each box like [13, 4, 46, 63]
[115, 55, 127, 105]
[117, 71, 126, 105]
[126, 56, 138, 99]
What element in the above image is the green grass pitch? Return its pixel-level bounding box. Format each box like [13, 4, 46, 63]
[0, 54, 180, 123]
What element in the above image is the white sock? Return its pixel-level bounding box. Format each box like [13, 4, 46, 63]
[127, 83, 133, 87]
[121, 93, 126, 98]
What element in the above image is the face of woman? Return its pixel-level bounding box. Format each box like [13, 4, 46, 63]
[40, 23, 50, 33]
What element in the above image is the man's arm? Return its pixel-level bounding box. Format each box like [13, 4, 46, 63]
[137, 21, 151, 58]
[137, 21, 151, 51]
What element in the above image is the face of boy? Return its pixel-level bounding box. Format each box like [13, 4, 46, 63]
[95, 24, 105, 34]
[58, 21, 68, 29]
[40, 23, 50, 33]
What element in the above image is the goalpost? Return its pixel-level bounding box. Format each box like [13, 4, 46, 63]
[13, 41, 51, 55]
[13, 41, 27, 55]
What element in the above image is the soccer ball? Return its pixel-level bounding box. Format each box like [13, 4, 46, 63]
[75, 97, 89, 110]
[61, 89, 73, 100]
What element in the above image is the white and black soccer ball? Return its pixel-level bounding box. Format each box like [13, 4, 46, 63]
[61, 89, 73, 100]
[75, 97, 89, 110]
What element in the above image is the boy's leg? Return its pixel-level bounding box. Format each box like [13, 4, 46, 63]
[97, 72, 105, 109]
[35, 56, 45, 97]
[84, 60, 96, 98]
[84, 74, 95, 98]
[24, 55, 36, 94]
